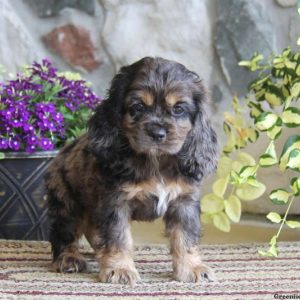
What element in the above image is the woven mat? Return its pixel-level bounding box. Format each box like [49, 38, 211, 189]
[0, 240, 300, 300]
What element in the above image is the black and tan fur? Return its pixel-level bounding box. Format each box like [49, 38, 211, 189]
[45, 57, 218, 286]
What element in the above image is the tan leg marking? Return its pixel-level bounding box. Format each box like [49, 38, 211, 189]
[169, 227, 216, 283]
[86, 224, 140, 286]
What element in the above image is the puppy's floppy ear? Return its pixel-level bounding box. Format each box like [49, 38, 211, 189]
[88, 65, 134, 158]
[177, 78, 218, 181]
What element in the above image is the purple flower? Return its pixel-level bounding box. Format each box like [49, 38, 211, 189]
[0, 139, 8, 150]
[24, 124, 34, 132]
[25, 144, 36, 153]
[2, 110, 12, 120]
[6, 88, 12, 95]
[11, 119, 21, 128]
[48, 122, 56, 131]
[9, 140, 20, 151]
[65, 102, 75, 111]
[53, 112, 64, 122]
[46, 103, 56, 113]
[42, 58, 51, 67]
[39, 137, 54, 151]
[0, 58, 101, 153]
[26, 135, 38, 145]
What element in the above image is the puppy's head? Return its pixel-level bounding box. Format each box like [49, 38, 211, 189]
[89, 57, 218, 180]
[122, 58, 201, 156]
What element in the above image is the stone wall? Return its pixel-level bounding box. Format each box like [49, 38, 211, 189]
[0, 0, 299, 213]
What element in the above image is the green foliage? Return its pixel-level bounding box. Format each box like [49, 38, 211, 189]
[202, 47, 300, 257]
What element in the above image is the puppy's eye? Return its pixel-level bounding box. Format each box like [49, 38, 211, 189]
[172, 105, 185, 116]
[132, 103, 145, 112]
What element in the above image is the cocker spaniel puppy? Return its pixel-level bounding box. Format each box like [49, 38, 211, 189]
[45, 57, 218, 286]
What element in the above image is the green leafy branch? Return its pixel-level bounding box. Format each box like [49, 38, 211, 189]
[202, 49, 300, 257]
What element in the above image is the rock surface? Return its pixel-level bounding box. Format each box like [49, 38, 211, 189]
[0, 1, 44, 75]
[43, 24, 101, 71]
[289, 14, 300, 48]
[215, 0, 276, 95]
[275, 0, 296, 7]
[101, 0, 213, 84]
[25, 0, 95, 17]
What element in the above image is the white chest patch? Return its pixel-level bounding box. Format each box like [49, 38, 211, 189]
[155, 181, 182, 217]
[123, 179, 185, 217]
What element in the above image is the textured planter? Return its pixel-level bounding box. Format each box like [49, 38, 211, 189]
[0, 151, 58, 240]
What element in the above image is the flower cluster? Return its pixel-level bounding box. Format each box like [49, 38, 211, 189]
[0, 59, 101, 152]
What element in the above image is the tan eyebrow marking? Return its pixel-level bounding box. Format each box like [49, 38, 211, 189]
[136, 90, 154, 106]
[165, 92, 191, 106]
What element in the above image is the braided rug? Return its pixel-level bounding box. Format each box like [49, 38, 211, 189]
[0, 239, 299, 299]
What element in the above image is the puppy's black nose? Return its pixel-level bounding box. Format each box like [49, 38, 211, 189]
[146, 123, 167, 142]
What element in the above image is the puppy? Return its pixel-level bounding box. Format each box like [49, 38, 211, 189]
[45, 57, 218, 286]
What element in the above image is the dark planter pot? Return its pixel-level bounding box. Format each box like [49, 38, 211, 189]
[0, 151, 58, 240]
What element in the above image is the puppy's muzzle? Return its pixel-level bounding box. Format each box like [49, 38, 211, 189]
[145, 123, 167, 142]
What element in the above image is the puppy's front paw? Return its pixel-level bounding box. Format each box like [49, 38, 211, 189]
[174, 261, 216, 283]
[54, 253, 87, 273]
[99, 267, 140, 286]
